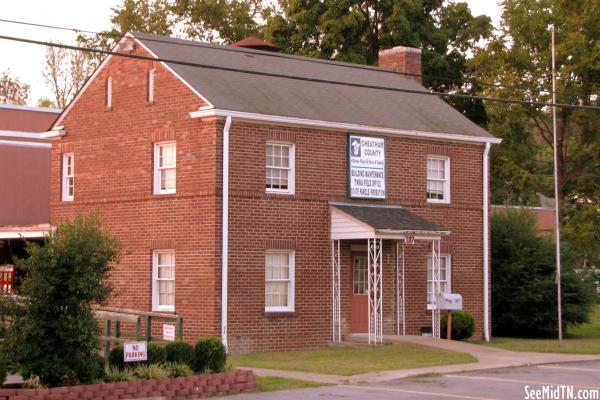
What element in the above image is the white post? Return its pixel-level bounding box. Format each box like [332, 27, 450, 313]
[378, 239, 383, 342]
[401, 241, 405, 335]
[431, 239, 441, 339]
[337, 240, 341, 342]
[551, 24, 563, 342]
[331, 239, 341, 342]
[396, 240, 406, 336]
[368, 238, 383, 344]
[396, 241, 400, 336]
[221, 115, 232, 350]
[367, 239, 372, 344]
[483, 142, 491, 342]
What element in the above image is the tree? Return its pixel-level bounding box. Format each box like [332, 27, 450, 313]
[78, 0, 176, 54]
[4, 216, 120, 386]
[42, 44, 95, 109]
[0, 70, 30, 105]
[173, 0, 267, 43]
[491, 208, 597, 337]
[263, 0, 492, 122]
[473, 0, 600, 204]
[37, 98, 58, 108]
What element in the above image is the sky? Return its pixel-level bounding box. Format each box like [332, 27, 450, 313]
[0, 0, 503, 106]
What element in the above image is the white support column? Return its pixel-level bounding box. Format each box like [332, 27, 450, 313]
[431, 239, 441, 338]
[331, 240, 341, 342]
[396, 241, 406, 336]
[368, 238, 383, 344]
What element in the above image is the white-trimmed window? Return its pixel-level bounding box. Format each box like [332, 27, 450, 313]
[153, 142, 176, 194]
[147, 69, 155, 103]
[427, 255, 451, 309]
[61, 153, 74, 201]
[426, 156, 450, 203]
[105, 77, 112, 108]
[152, 250, 175, 312]
[265, 250, 295, 312]
[266, 142, 295, 194]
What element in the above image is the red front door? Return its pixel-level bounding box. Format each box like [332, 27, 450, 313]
[350, 255, 368, 333]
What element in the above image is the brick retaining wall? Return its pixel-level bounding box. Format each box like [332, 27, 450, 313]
[0, 369, 256, 400]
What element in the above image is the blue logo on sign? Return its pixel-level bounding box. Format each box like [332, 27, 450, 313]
[351, 138, 361, 157]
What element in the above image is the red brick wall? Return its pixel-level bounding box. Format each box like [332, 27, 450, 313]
[0, 369, 256, 400]
[224, 121, 487, 353]
[49, 44, 221, 340]
[49, 41, 490, 354]
[0, 144, 50, 226]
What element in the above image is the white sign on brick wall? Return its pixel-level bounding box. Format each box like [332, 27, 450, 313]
[348, 135, 386, 199]
[163, 324, 176, 342]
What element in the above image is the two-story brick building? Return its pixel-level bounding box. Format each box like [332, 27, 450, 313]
[46, 33, 500, 354]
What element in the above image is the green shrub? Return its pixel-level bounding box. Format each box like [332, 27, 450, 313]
[193, 337, 227, 373]
[132, 363, 169, 380]
[492, 209, 598, 336]
[164, 362, 193, 378]
[165, 340, 195, 367]
[108, 344, 125, 370]
[104, 366, 135, 383]
[0, 351, 6, 387]
[441, 311, 476, 340]
[3, 216, 120, 387]
[146, 342, 167, 365]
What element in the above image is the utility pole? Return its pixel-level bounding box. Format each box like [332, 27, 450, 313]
[550, 24, 563, 341]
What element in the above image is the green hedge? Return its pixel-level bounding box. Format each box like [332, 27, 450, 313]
[165, 340, 195, 366]
[0, 351, 7, 387]
[441, 311, 476, 340]
[108, 341, 167, 369]
[193, 337, 226, 373]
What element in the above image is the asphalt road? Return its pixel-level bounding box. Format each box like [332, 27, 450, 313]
[232, 361, 600, 400]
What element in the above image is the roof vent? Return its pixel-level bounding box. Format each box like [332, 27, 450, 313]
[231, 36, 280, 52]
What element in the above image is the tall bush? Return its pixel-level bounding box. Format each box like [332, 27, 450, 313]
[4, 216, 119, 386]
[492, 209, 597, 336]
[441, 311, 476, 340]
[193, 337, 226, 373]
[165, 339, 195, 367]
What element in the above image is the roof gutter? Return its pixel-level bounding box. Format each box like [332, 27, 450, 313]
[221, 115, 232, 351]
[483, 142, 491, 342]
[41, 127, 66, 138]
[189, 109, 502, 145]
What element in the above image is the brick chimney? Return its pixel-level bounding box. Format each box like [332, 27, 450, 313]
[378, 46, 422, 83]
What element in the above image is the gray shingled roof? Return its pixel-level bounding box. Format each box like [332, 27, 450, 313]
[330, 202, 448, 233]
[133, 32, 494, 139]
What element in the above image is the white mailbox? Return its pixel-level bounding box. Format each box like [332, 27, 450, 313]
[435, 293, 463, 310]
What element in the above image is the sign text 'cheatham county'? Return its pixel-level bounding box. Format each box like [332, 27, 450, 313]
[124, 341, 147, 362]
[349, 135, 386, 199]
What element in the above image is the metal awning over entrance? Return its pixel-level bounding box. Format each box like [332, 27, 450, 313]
[330, 202, 448, 240]
[329, 202, 449, 344]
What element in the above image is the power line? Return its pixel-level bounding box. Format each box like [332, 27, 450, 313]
[0, 17, 588, 98]
[1, 33, 600, 112]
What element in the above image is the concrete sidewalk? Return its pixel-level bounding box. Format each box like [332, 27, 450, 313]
[247, 335, 600, 385]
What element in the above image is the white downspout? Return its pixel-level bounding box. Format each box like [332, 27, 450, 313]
[222, 115, 232, 350]
[483, 142, 491, 342]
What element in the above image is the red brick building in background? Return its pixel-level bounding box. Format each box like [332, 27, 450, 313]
[46, 33, 500, 354]
[0, 104, 60, 293]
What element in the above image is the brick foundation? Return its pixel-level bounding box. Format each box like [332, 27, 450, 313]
[0, 369, 256, 400]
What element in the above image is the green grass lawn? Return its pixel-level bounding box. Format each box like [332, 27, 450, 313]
[480, 305, 600, 354]
[255, 376, 326, 392]
[230, 343, 476, 376]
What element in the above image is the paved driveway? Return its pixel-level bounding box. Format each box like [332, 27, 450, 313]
[233, 361, 600, 400]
